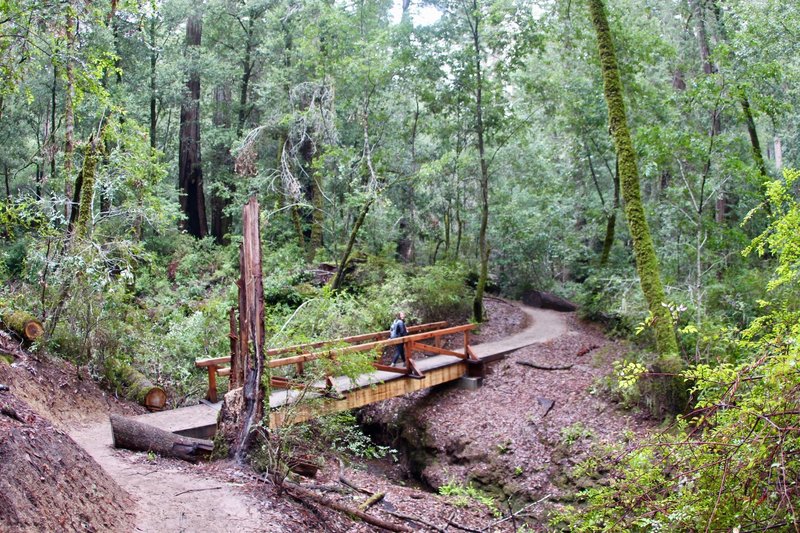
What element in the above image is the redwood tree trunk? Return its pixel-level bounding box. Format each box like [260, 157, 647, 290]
[178, 13, 208, 239]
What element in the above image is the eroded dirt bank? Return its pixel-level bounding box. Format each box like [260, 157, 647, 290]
[358, 312, 654, 519]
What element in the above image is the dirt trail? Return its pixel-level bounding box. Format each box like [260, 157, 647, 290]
[472, 304, 569, 356]
[69, 421, 268, 532]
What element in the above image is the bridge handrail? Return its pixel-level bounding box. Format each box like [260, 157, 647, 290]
[267, 323, 475, 369]
[195, 320, 448, 368]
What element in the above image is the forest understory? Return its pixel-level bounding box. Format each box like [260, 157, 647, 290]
[0, 298, 652, 532]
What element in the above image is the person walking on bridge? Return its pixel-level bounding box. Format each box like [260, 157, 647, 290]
[389, 312, 408, 366]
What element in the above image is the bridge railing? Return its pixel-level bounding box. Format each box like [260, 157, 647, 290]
[196, 320, 458, 401]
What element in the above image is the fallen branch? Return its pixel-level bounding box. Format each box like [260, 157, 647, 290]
[174, 486, 222, 497]
[1, 404, 24, 423]
[284, 483, 411, 532]
[383, 509, 446, 532]
[302, 483, 352, 495]
[358, 491, 385, 511]
[479, 495, 551, 532]
[338, 475, 373, 495]
[516, 361, 573, 371]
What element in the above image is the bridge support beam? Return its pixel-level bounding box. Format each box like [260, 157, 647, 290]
[269, 361, 469, 428]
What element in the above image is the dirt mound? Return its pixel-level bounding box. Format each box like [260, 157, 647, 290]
[0, 354, 144, 430]
[0, 389, 133, 532]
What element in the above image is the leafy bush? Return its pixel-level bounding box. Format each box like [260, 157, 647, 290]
[557, 170, 800, 531]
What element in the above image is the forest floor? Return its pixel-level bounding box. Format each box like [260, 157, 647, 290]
[0, 297, 654, 532]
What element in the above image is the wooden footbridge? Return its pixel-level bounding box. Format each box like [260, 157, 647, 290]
[124, 199, 567, 439]
[196, 320, 488, 428]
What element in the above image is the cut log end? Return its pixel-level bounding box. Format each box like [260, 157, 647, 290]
[144, 388, 167, 411]
[23, 321, 45, 341]
[1, 309, 45, 341]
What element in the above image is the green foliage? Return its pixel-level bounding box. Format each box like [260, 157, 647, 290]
[317, 412, 396, 461]
[439, 480, 500, 517]
[560, 422, 594, 447]
[559, 169, 800, 531]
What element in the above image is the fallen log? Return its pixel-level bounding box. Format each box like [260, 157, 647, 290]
[110, 414, 213, 463]
[284, 483, 410, 532]
[516, 361, 573, 371]
[107, 363, 167, 411]
[0, 308, 44, 341]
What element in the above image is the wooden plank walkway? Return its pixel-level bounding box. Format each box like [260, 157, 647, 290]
[268, 305, 567, 427]
[136, 305, 567, 433]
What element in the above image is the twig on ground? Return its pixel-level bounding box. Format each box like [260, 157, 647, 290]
[174, 486, 222, 497]
[443, 509, 457, 531]
[479, 495, 551, 532]
[338, 475, 373, 495]
[517, 360, 573, 371]
[383, 509, 446, 532]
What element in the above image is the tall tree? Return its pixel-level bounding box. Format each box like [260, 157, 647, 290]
[587, 0, 679, 359]
[464, 0, 491, 323]
[178, 12, 208, 238]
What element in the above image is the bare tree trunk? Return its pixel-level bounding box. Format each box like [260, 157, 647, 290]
[210, 85, 232, 244]
[465, 0, 490, 323]
[332, 202, 371, 291]
[774, 136, 782, 171]
[237, 16, 255, 136]
[308, 173, 324, 261]
[600, 157, 620, 266]
[178, 13, 208, 238]
[149, 6, 158, 150]
[236, 197, 267, 460]
[691, 0, 720, 135]
[740, 96, 766, 178]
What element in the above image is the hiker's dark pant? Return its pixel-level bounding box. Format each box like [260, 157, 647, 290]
[390, 343, 405, 365]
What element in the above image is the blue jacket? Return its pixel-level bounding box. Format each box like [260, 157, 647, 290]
[390, 318, 407, 338]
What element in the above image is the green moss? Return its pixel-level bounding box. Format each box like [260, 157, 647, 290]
[588, 0, 679, 358]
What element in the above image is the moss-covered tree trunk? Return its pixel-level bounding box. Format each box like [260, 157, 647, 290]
[588, 0, 679, 360]
[72, 136, 100, 240]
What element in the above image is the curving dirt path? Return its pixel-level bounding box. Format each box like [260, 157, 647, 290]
[68, 422, 269, 532]
[472, 304, 569, 357]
